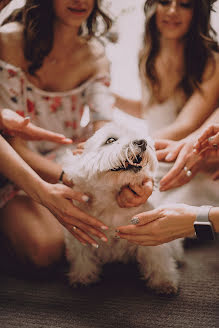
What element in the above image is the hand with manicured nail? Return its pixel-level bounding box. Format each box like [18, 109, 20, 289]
[115, 204, 200, 246]
[159, 139, 204, 191]
[35, 181, 108, 246]
[155, 139, 185, 162]
[193, 124, 219, 157]
[0, 109, 72, 144]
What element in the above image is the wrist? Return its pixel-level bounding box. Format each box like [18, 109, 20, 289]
[209, 207, 219, 233]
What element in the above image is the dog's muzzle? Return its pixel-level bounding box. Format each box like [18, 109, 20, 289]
[111, 139, 147, 173]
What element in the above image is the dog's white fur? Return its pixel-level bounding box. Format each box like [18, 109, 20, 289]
[62, 122, 183, 294]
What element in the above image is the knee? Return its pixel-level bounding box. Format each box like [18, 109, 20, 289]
[29, 234, 64, 268]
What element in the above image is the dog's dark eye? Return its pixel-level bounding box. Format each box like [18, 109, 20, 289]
[105, 137, 117, 144]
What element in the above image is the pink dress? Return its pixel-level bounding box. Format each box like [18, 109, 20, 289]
[0, 59, 114, 207]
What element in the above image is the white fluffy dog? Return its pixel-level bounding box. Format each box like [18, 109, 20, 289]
[62, 122, 183, 294]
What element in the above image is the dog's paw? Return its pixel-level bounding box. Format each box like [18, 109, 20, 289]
[146, 277, 178, 295]
[68, 271, 101, 286]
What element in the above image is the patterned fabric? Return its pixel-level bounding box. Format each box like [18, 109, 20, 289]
[0, 59, 114, 208]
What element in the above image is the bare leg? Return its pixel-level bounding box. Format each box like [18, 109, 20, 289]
[0, 194, 64, 268]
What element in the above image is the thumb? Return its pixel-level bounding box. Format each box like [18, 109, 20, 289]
[63, 186, 90, 203]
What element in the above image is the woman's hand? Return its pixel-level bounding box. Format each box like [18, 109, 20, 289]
[116, 177, 154, 208]
[155, 139, 185, 162]
[159, 139, 204, 191]
[0, 109, 72, 144]
[115, 204, 199, 246]
[36, 181, 109, 247]
[193, 124, 219, 156]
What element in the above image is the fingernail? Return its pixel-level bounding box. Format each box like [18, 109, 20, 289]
[92, 243, 99, 249]
[165, 154, 172, 161]
[131, 217, 140, 225]
[208, 136, 214, 142]
[82, 195, 89, 202]
[101, 237, 107, 242]
[101, 226, 108, 230]
[114, 235, 120, 239]
[193, 149, 198, 153]
[25, 116, 30, 120]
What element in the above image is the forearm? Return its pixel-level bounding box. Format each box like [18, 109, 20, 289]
[0, 136, 46, 201]
[9, 137, 62, 184]
[114, 94, 142, 118]
[209, 207, 219, 233]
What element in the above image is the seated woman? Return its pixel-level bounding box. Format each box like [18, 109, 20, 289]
[0, 0, 153, 269]
[0, 0, 114, 269]
[115, 0, 219, 140]
[115, 0, 219, 208]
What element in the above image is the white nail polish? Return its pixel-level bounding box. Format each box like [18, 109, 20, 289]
[92, 243, 99, 249]
[82, 195, 89, 202]
[101, 226, 108, 230]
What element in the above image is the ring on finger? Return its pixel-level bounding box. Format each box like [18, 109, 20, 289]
[72, 226, 77, 231]
[186, 170, 192, 177]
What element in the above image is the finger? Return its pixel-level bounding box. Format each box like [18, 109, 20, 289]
[71, 231, 88, 245]
[117, 232, 152, 243]
[159, 148, 189, 188]
[22, 116, 31, 127]
[164, 143, 184, 162]
[129, 180, 152, 197]
[156, 149, 169, 161]
[24, 123, 73, 143]
[154, 140, 169, 150]
[64, 204, 108, 231]
[116, 195, 134, 208]
[69, 226, 99, 247]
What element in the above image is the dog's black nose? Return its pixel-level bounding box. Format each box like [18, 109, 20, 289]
[133, 139, 147, 151]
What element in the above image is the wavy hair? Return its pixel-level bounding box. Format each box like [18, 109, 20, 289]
[139, 0, 219, 100]
[2, 0, 112, 75]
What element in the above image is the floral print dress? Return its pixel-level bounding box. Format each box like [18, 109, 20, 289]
[0, 59, 114, 207]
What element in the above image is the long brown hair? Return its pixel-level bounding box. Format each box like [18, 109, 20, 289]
[2, 0, 112, 75]
[139, 0, 219, 100]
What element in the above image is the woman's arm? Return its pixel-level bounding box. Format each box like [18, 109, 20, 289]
[113, 94, 142, 118]
[115, 204, 219, 246]
[9, 136, 66, 184]
[0, 135, 109, 245]
[153, 54, 219, 140]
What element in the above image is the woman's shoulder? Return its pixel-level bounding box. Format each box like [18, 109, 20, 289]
[87, 38, 110, 76]
[0, 22, 25, 68]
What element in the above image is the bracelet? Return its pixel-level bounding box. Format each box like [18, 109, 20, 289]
[58, 170, 65, 183]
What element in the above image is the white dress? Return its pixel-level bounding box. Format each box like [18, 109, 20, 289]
[0, 59, 114, 207]
[141, 86, 219, 207]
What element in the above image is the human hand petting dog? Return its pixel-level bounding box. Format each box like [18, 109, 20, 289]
[36, 181, 109, 246]
[157, 124, 219, 191]
[117, 177, 154, 208]
[115, 203, 199, 246]
[159, 139, 204, 191]
[0, 109, 72, 144]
